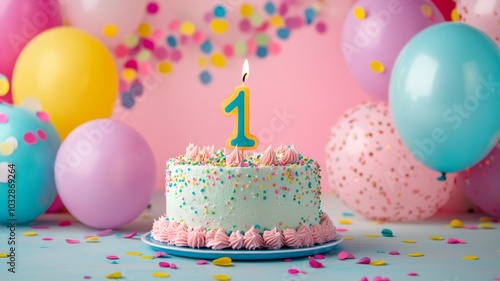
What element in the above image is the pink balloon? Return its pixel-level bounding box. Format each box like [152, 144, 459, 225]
[456, 143, 500, 217]
[341, 0, 445, 100]
[325, 102, 454, 221]
[457, 0, 500, 47]
[0, 0, 62, 103]
[61, 0, 148, 47]
[55, 119, 156, 228]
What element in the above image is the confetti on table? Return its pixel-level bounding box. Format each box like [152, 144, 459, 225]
[170, 263, 177, 269]
[372, 276, 390, 281]
[22, 231, 37, 236]
[58, 220, 72, 227]
[97, 229, 113, 237]
[123, 232, 138, 239]
[155, 252, 167, 258]
[42, 237, 53, 241]
[141, 256, 154, 260]
[463, 225, 477, 230]
[357, 257, 371, 264]
[381, 228, 393, 237]
[336, 228, 348, 232]
[407, 252, 424, 257]
[408, 272, 418, 276]
[447, 238, 465, 244]
[213, 257, 233, 266]
[288, 268, 299, 274]
[105, 272, 122, 279]
[344, 237, 353, 240]
[152, 272, 170, 278]
[338, 251, 355, 260]
[159, 262, 170, 268]
[0, 253, 8, 258]
[402, 239, 416, 244]
[30, 225, 50, 229]
[125, 251, 142, 256]
[283, 258, 292, 262]
[196, 260, 208, 265]
[429, 235, 444, 241]
[478, 223, 494, 229]
[339, 219, 352, 225]
[65, 239, 80, 244]
[462, 255, 478, 260]
[83, 275, 91, 279]
[308, 256, 324, 268]
[212, 274, 230, 281]
[449, 219, 463, 228]
[342, 212, 354, 217]
[314, 254, 325, 259]
[479, 217, 491, 222]
[364, 234, 380, 238]
[107, 255, 119, 260]
[85, 236, 99, 242]
[389, 251, 400, 255]
[370, 221, 385, 225]
[370, 260, 386, 266]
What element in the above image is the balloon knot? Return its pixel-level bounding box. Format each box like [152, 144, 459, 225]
[437, 172, 446, 181]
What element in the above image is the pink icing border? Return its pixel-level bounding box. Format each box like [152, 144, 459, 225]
[151, 213, 337, 250]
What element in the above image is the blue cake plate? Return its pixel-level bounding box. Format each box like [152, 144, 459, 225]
[141, 232, 343, 260]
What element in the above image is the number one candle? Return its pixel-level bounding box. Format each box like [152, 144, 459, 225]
[221, 59, 259, 150]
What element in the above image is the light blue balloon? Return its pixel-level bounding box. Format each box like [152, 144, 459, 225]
[389, 22, 500, 173]
[0, 103, 60, 224]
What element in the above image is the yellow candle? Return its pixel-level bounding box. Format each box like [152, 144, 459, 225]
[221, 59, 259, 150]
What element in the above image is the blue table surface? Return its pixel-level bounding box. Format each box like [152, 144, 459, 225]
[1, 192, 499, 281]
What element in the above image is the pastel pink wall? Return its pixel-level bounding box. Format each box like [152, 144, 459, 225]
[111, 0, 367, 191]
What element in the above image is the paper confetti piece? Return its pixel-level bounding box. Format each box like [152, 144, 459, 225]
[449, 219, 463, 228]
[407, 252, 424, 257]
[103, 24, 118, 38]
[137, 23, 152, 38]
[288, 269, 299, 274]
[388, 251, 400, 255]
[429, 235, 444, 241]
[463, 255, 478, 260]
[170, 263, 177, 269]
[314, 254, 325, 260]
[381, 228, 393, 237]
[155, 252, 167, 258]
[105, 272, 122, 279]
[421, 4, 432, 18]
[159, 262, 170, 268]
[213, 257, 233, 266]
[479, 216, 491, 222]
[180, 21, 196, 36]
[402, 239, 416, 244]
[370, 260, 386, 266]
[196, 260, 208, 265]
[210, 19, 228, 34]
[141, 256, 154, 260]
[65, 239, 80, 244]
[211, 53, 226, 68]
[338, 251, 355, 260]
[370, 60, 385, 74]
[158, 62, 173, 75]
[451, 8, 459, 22]
[42, 237, 53, 241]
[107, 255, 119, 260]
[22, 231, 37, 236]
[0, 253, 8, 258]
[283, 258, 292, 262]
[344, 236, 353, 240]
[408, 272, 418, 276]
[339, 219, 351, 225]
[357, 257, 371, 264]
[111, 260, 118, 264]
[97, 229, 113, 237]
[308, 256, 323, 268]
[478, 223, 494, 229]
[370, 221, 385, 225]
[447, 238, 464, 244]
[122, 232, 137, 239]
[86, 236, 99, 242]
[336, 228, 348, 232]
[364, 234, 380, 238]
[125, 251, 142, 256]
[212, 274, 230, 281]
[240, 4, 253, 17]
[353, 6, 366, 20]
[360, 277, 369, 281]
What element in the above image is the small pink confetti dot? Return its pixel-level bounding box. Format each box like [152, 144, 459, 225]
[170, 49, 182, 62]
[316, 21, 327, 34]
[146, 2, 159, 14]
[196, 260, 207, 265]
[168, 19, 179, 32]
[314, 254, 324, 259]
[388, 250, 400, 255]
[288, 268, 299, 274]
[36, 129, 46, 141]
[193, 31, 206, 45]
[268, 42, 281, 55]
[283, 258, 292, 262]
[83, 275, 92, 279]
[408, 272, 418, 276]
[222, 44, 233, 58]
[124, 59, 138, 70]
[59, 220, 71, 227]
[42, 237, 53, 241]
[97, 229, 113, 237]
[242, 196, 247, 200]
[0, 113, 8, 123]
[170, 263, 177, 269]
[114, 44, 128, 58]
[159, 261, 170, 267]
[153, 46, 168, 60]
[106, 255, 119, 260]
[155, 252, 167, 258]
[23, 132, 37, 145]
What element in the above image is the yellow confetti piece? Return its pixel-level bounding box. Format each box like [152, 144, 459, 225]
[478, 223, 493, 229]
[451, 8, 459, 22]
[421, 4, 432, 18]
[103, 24, 118, 38]
[339, 219, 351, 225]
[353, 6, 366, 20]
[137, 23, 152, 38]
[497, 249, 500, 253]
[370, 260, 386, 266]
[269, 15, 283, 28]
[407, 252, 424, 257]
[364, 234, 380, 238]
[213, 257, 233, 266]
[212, 274, 230, 281]
[22, 231, 37, 237]
[105, 272, 122, 279]
[152, 272, 170, 278]
[344, 237, 353, 241]
[140, 256, 154, 260]
[479, 217, 491, 222]
[463, 255, 478, 260]
[210, 19, 228, 34]
[240, 4, 253, 18]
[429, 235, 444, 241]
[211, 53, 226, 68]
[180, 21, 196, 36]
[158, 61, 172, 75]
[449, 219, 463, 228]
[122, 68, 136, 82]
[370, 221, 384, 225]
[0, 79, 9, 96]
[370, 60, 385, 74]
[0, 253, 8, 258]
[86, 236, 99, 242]
[402, 239, 416, 244]
[0, 142, 15, 156]
[125, 251, 142, 256]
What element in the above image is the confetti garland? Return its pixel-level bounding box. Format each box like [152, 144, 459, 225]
[113, 1, 328, 109]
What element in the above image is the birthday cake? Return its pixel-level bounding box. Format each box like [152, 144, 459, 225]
[151, 144, 337, 250]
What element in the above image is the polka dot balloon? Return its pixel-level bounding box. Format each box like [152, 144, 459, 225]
[0, 103, 61, 224]
[325, 102, 454, 221]
[341, 0, 445, 100]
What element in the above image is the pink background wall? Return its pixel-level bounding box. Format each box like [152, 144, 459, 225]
[111, 0, 367, 191]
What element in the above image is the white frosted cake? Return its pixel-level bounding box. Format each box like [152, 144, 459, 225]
[151, 144, 336, 250]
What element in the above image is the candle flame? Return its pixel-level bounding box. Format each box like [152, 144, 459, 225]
[241, 59, 249, 83]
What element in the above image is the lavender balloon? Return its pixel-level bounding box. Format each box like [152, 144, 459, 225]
[457, 144, 500, 217]
[55, 119, 156, 228]
[341, 0, 444, 100]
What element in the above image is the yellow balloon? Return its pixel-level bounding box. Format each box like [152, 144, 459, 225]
[12, 27, 118, 139]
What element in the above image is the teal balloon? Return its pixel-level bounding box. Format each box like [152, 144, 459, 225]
[0, 103, 61, 224]
[389, 22, 500, 173]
